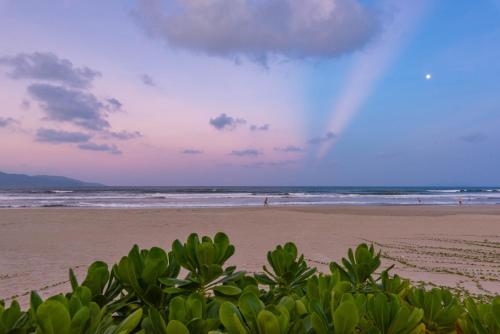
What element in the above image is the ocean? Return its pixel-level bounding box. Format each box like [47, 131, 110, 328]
[1, 186, 500, 208]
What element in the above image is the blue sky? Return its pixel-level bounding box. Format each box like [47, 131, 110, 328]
[0, 0, 499, 186]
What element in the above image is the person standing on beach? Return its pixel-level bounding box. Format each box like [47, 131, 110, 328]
[264, 197, 269, 206]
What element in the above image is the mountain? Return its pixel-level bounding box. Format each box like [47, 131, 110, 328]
[0, 171, 104, 188]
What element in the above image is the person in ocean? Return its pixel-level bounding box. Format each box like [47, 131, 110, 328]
[264, 197, 269, 206]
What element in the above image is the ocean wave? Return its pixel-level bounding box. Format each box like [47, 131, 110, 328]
[427, 189, 462, 193]
[2, 187, 500, 208]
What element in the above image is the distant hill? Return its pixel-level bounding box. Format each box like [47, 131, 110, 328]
[0, 171, 104, 188]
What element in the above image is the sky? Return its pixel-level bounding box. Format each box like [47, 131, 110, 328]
[0, 0, 500, 186]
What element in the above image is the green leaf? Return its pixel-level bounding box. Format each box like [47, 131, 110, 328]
[36, 300, 71, 334]
[311, 311, 328, 334]
[82, 261, 109, 297]
[214, 232, 230, 264]
[219, 302, 248, 334]
[1, 300, 22, 330]
[278, 296, 295, 313]
[69, 269, 79, 292]
[114, 308, 143, 334]
[166, 320, 190, 334]
[333, 301, 358, 334]
[169, 297, 187, 323]
[238, 292, 264, 332]
[187, 293, 205, 320]
[146, 308, 168, 334]
[257, 310, 281, 334]
[142, 247, 168, 285]
[69, 306, 90, 334]
[30, 291, 43, 312]
[213, 285, 242, 296]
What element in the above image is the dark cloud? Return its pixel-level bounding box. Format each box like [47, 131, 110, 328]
[0, 117, 16, 128]
[1, 52, 138, 155]
[27, 83, 110, 130]
[141, 74, 155, 86]
[274, 145, 303, 153]
[105, 98, 123, 112]
[78, 142, 122, 155]
[459, 133, 488, 143]
[250, 124, 270, 131]
[133, 0, 381, 64]
[209, 113, 246, 131]
[181, 149, 203, 155]
[36, 128, 91, 143]
[21, 99, 31, 110]
[243, 159, 299, 168]
[308, 131, 337, 145]
[230, 148, 262, 157]
[105, 130, 142, 140]
[0, 52, 100, 88]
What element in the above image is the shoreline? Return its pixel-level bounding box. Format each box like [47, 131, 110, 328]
[2, 204, 500, 214]
[1, 205, 499, 305]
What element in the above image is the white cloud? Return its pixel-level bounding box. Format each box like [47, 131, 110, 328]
[133, 0, 382, 64]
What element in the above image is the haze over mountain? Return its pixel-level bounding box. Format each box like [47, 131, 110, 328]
[0, 171, 103, 188]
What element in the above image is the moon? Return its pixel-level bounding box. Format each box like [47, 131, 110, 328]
[425, 73, 432, 80]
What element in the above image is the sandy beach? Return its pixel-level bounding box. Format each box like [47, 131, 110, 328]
[1, 205, 499, 305]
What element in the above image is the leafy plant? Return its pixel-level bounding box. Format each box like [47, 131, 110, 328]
[377, 270, 410, 297]
[114, 245, 180, 307]
[365, 293, 425, 334]
[70, 261, 123, 308]
[166, 293, 220, 333]
[329, 243, 381, 291]
[167, 233, 244, 297]
[255, 242, 316, 300]
[0, 300, 31, 334]
[218, 291, 291, 334]
[458, 297, 500, 334]
[2, 232, 498, 334]
[407, 287, 464, 333]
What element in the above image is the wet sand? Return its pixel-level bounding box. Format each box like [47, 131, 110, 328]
[1, 205, 499, 304]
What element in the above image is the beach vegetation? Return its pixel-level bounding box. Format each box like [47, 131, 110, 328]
[0, 232, 499, 334]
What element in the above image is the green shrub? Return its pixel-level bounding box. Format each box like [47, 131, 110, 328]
[0, 233, 498, 334]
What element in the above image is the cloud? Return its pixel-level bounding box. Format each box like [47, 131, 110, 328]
[1, 52, 139, 156]
[21, 99, 31, 110]
[105, 130, 142, 140]
[0, 117, 16, 128]
[141, 74, 155, 86]
[250, 124, 270, 131]
[105, 98, 123, 112]
[181, 149, 203, 155]
[78, 142, 122, 155]
[0, 52, 100, 88]
[230, 148, 262, 157]
[133, 0, 382, 64]
[459, 133, 488, 143]
[36, 128, 91, 143]
[27, 83, 110, 130]
[274, 145, 304, 153]
[209, 113, 246, 131]
[308, 131, 337, 145]
[242, 159, 299, 168]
